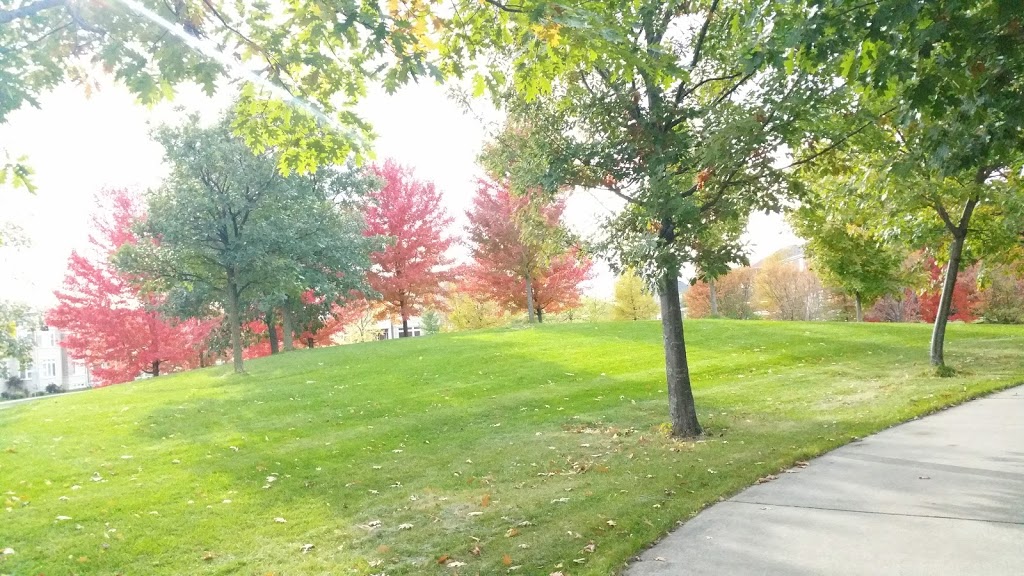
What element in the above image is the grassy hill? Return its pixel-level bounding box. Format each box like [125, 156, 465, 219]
[2, 320, 1022, 575]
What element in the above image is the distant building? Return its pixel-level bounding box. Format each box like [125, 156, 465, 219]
[1, 326, 92, 395]
[374, 317, 424, 340]
[752, 244, 808, 271]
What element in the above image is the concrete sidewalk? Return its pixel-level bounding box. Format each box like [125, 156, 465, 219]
[626, 385, 1024, 576]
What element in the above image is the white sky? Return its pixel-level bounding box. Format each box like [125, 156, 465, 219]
[0, 79, 800, 309]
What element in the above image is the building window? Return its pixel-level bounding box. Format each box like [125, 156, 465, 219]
[42, 360, 57, 379]
[71, 361, 84, 376]
[48, 331, 59, 347]
[20, 362, 34, 380]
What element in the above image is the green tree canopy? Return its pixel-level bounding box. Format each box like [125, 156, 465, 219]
[118, 114, 375, 373]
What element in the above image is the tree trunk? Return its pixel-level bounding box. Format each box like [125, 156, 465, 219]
[930, 235, 966, 367]
[225, 273, 244, 373]
[536, 307, 544, 323]
[658, 266, 702, 438]
[306, 337, 315, 348]
[709, 277, 718, 317]
[854, 292, 863, 322]
[525, 276, 536, 323]
[281, 301, 295, 352]
[152, 360, 160, 377]
[267, 313, 279, 354]
[401, 316, 410, 338]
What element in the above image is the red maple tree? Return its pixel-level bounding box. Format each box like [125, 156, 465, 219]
[919, 258, 980, 323]
[365, 160, 455, 336]
[242, 291, 371, 358]
[46, 189, 217, 385]
[463, 178, 592, 321]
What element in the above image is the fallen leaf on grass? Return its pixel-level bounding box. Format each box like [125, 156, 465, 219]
[448, 561, 467, 567]
[505, 528, 519, 538]
[273, 517, 287, 523]
[437, 555, 450, 564]
[795, 461, 810, 468]
[300, 544, 314, 553]
[551, 497, 569, 504]
[550, 572, 565, 576]
[398, 523, 413, 530]
[56, 515, 72, 521]
[756, 474, 778, 484]
[470, 545, 481, 556]
[202, 552, 215, 561]
[481, 494, 491, 507]
[467, 511, 483, 517]
[583, 542, 596, 553]
[2, 548, 14, 555]
[502, 553, 512, 566]
[606, 519, 617, 526]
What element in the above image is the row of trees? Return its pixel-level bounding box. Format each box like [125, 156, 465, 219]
[6, 0, 1023, 436]
[684, 249, 1024, 324]
[44, 117, 592, 384]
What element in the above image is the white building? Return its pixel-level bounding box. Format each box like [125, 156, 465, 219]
[373, 317, 425, 340]
[2, 327, 92, 395]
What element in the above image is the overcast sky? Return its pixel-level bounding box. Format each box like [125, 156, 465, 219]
[0, 79, 800, 309]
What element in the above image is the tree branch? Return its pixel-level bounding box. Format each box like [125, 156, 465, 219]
[783, 106, 898, 170]
[481, 0, 526, 13]
[689, 0, 720, 69]
[930, 195, 958, 235]
[0, 0, 64, 25]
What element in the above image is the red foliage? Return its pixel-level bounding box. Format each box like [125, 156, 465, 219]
[463, 178, 592, 318]
[46, 189, 217, 385]
[242, 294, 371, 358]
[365, 160, 454, 325]
[919, 259, 980, 323]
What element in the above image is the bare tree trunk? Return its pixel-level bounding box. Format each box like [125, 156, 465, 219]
[401, 316, 410, 338]
[267, 313, 279, 354]
[536, 307, 544, 323]
[709, 277, 718, 317]
[225, 272, 244, 374]
[930, 235, 965, 367]
[281, 300, 295, 352]
[152, 360, 160, 377]
[930, 191, 978, 368]
[306, 337, 315, 348]
[658, 266, 702, 438]
[525, 277, 536, 323]
[854, 292, 863, 322]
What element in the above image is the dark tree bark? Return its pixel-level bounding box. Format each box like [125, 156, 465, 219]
[656, 226, 702, 437]
[709, 277, 718, 317]
[525, 276, 536, 323]
[931, 235, 966, 367]
[225, 270, 244, 373]
[536, 307, 544, 323]
[930, 195, 978, 367]
[281, 300, 295, 351]
[854, 291, 863, 322]
[266, 313, 279, 354]
[401, 316, 410, 337]
[306, 337, 315, 348]
[152, 360, 160, 377]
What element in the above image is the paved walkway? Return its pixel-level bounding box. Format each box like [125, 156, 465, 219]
[626, 385, 1024, 576]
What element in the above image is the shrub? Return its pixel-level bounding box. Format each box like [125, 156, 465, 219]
[45, 383, 64, 394]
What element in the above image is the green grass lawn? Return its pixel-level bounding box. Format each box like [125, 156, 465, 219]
[1, 320, 1022, 575]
